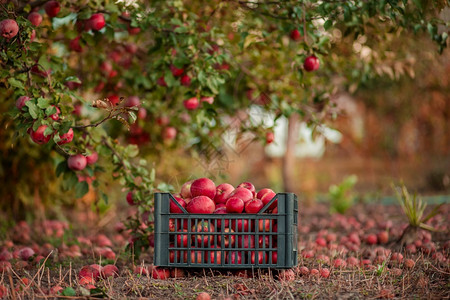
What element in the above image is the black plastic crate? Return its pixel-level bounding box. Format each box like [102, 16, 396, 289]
[153, 192, 298, 269]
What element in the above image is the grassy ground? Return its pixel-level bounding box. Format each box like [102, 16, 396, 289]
[0, 203, 449, 299]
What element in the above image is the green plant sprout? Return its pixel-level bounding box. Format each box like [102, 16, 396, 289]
[392, 183, 443, 246]
[328, 175, 358, 214]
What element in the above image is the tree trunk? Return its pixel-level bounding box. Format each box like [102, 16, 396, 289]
[282, 114, 299, 193]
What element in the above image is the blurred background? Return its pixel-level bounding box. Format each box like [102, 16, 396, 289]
[0, 1, 449, 227]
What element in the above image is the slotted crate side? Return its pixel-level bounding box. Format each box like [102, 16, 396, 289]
[154, 192, 298, 269]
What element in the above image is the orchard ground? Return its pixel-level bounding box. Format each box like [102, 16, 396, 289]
[0, 202, 448, 299]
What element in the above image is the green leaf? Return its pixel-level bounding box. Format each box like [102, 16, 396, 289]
[62, 287, 76, 296]
[37, 97, 50, 109]
[174, 26, 188, 33]
[8, 77, 24, 89]
[45, 106, 57, 116]
[55, 161, 68, 177]
[101, 192, 108, 204]
[128, 111, 137, 123]
[75, 181, 89, 199]
[206, 77, 219, 94]
[65, 76, 81, 83]
[26, 101, 40, 119]
[324, 20, 333, 30]
[44, 126, 54, 137]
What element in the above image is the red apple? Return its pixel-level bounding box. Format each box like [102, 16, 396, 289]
[231, 219, 250, 232]
[180, 74, 191, 86]
[175, 230, 189, 247]
[68, 154, 87, 171]
[138, 107, 147, 119]
[227, 251, 242, 264]
[16, 96, 30, 110]
[125, 43, 138, 54]
[49, 106, 60, 120]
[228, 187, 253, 203]
[156, 116, 169, 126]
[0, 262, 11, 272]
[57, 128, 74, 145]
[183, 97, 199, 110]
[258, 219, 272, 232]
[278, 269, 295, 281]
[100, 61, 113, 74]
[377, 231, 389, 244]
[320, 268, 330, 278]
[128, 25, 140, 35]
[237, 182, 256, 196]
[126, 191, 135, 205]
[44, 1, 60, 18]
[162, 126, 177, 140]
[303, 55, 320, 72]
[125, 96, 140, 107]
[133, 265, 150, 276]
[65, 80, 81, 90]
[170, 64, 184, 77]
[0, 250, 12, 261]
[180, 180, 194, 198]
[207, 249, 222, 264]
[18, 247, 35, 261]
[290, 29, 301, 41]
[258, 235, 271, 248]
[0, 19, 19, 39]
[190, 178, 216, 199]
[219, 228, 235, 247]
[200, 96, 214, 104]
[213, 206, 229, 229]
[266, 131, 274, 144]
[261, 191, 277, 210]
[271, 251, 278, 264]
[245, 198, 263, 213]
[257, 188, 274, 200]
[196, 292, 211, 300]
[152, 267, 170, 280]
[170, 268, 185, 278]
[49, 285, 63, 295]
[214, 183, 234, 204]
[87, 13, 105, 31]
[237, 235, 255, 248]
[366, 234, 377, 245]
[30, 125, 52, 144]
[78, 265, 100, 282]
[190, 250, 205, 264]
[186, 196, 215, 214]
[170, 196, 186, 213]
[86, 151, 98, 165]
[28, 12, 42, 27]
[107, 95, 120, 106]
[69, 36, 83, 52]
[251, 251, 266, 264]
[109, 69, 118, 78]
[157, 76, 167, 87]
[226, 197, 244, 213]
[101, 265, 119, 278]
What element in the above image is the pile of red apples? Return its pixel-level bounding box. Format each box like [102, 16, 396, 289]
[165, 178, 282, 265]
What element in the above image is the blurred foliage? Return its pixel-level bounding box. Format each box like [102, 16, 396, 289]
[328, 174, 358, 214]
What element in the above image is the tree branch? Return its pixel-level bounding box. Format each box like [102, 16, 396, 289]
[101, 137, 130, 173]
[72, 110, 123, 129]
[17, 0, 48, 14]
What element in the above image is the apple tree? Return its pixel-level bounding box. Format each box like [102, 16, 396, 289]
[0, 0, 447, 252]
